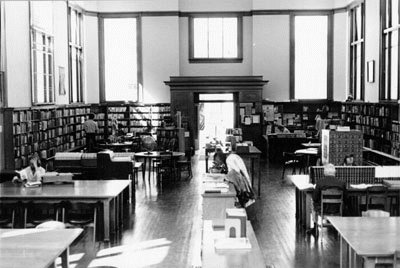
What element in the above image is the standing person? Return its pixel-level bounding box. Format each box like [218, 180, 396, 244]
[315, 105, 329, 138]
[12, 154, 46, 183]
[225, 153, 255, 208]
[83, 113, 99, 152]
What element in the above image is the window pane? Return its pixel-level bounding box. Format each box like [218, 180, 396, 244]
[385, 46, 390, 99]
[294, 16, 328, 99]
[390, 44, 398, 99]
[104, 18, 138, 102]
[356, 45, 361, 99]
[71, 48, 77, 102]
[208, 18, 223, 58]
[392, 0, 398, 26]
[193, 18, 208, 58]
[386, 0, 391, 28]
[37, 72, 44, 103]
[71, 10, 77, 44]
[223, 18, 237, 58]
[355, 6, 362, 40]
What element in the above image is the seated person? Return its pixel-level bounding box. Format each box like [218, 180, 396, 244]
[209, 149, 227, 174]
[309, 163, 346, 234]
[343, 154, 355, 166]
[225, 153, 255, 208]
[117, 123, 126, 137]
[12, 154, 46, 183]
[274, 123, 290, 134]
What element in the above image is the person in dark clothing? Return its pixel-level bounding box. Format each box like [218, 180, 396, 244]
[209, 148, 228, 174]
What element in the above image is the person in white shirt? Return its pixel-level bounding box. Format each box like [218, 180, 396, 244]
[12, 155, 46, 183]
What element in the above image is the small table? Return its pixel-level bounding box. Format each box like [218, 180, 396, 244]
[0, 180, 130, 242]
[134, 151, 185, 183]
[205, 146, 262, 196]
[328, 216, 400, 268]
[98, 142, 134, 152]
[201, 220, 266, 268]
[0, 228, 82, 268]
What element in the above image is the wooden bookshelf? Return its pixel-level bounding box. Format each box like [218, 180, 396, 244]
[4, 104, 91, 170]
[156, 127, 185, 152]
[341, 102, 400, 157]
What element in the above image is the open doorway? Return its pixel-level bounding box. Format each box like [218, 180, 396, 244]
[198, 94, 235, 148]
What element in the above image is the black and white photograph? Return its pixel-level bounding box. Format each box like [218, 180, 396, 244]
[0, 0, 400, 268]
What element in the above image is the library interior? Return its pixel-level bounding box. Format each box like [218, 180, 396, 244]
[1, 0, 400, 267]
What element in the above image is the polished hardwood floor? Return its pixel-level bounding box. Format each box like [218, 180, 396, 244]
[65, 153, 340, 268]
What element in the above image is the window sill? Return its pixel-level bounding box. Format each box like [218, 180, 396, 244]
[189, 58, 243, 63]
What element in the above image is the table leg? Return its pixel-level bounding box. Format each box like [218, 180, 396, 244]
[305, 193, 311, 229]
[110, 198, 116, 238]
[257, 156, 261, 197]
[340, 235, 349, 268]
[60, 247, 69, 268]
[205, 151, 209, 173]
[103, 200, 110, 242]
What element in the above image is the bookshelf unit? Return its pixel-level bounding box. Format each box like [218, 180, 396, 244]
[341, 102, 400, 157]
[4, 104, 92, 170]
[156, 128, 185, 152]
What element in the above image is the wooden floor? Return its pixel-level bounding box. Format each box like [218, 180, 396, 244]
[65, 153, 341, 268]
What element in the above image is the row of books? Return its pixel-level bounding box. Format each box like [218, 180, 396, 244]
[342, 104, 391, 117]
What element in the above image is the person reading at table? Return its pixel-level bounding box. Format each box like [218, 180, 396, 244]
[12, 154, 46, 183]
[343, 154, 355, 166]
[209, 149, 228, 174]
[225, 153, 255, 208]
[83, 113, 99, 152]
[308, 163, 346, 235]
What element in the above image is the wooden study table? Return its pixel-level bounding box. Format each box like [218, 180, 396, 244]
[201, 173, 236, 226]
[201, 220, 266, 268]
[0, 180, 130, 242]
[328, 217, 400, 268]
[290, 175, 400, 229]
[0, 228, 82, 268]
[204, 146, 263, 196]
[134, 151, 185, 183]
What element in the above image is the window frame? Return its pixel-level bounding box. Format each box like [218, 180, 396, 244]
[98, 14, 143, 103]
[29, 2, 55, 105]
[68, 5, 84, 103]
[289, 12, 333, 101]
[188, 13, 243, 63]
[380, 0, 400, 101]
[349, 2, 365, 101]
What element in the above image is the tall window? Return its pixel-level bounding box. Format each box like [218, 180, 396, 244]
[382, 0, 400, 100]
[100, 17, 141, 102]
[189, 16, 242, 62]
[68, 6, 83, 103]
[30, 1, 54, 104]
[349, 4, 365, 100]
[292, 15, 329, 99]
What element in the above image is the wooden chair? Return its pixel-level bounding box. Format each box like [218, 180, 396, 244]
[0, 204, 15, 228]
[281, 152, 306, 181]
[62, 201, 98, 245]
[314, 188, 343, 242]
[177, 148, 193, 180]
[366, 185, 389, 212]
[155, 151, 175, 186]
[361, 209, 390, 217]
[23, 202, 62, 228]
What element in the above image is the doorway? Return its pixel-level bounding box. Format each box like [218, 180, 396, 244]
[198, 94, 235, 147]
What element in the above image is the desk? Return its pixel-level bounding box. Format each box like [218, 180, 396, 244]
[135, 151, 185, 183]
[0, 180, 130, 242]
[201, 220, 266, 268]
[301, 142, 321, 148]
[290, 174, 400, 229]
[205, 146, 262, 197]
[328, 217, 400, 268]
[0, 228, 82, 268]
[98, 141, 134, 152]
[201, 174, 236, 226]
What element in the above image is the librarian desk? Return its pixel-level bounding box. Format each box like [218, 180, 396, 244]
[202, 174, 237, 227]
[290, 175, 400, 229]
[0, 228, 82, 268]
[0, 180, 130, 242]
[202, 220, 266, 268]
[204, 146, 262, 196]
[328, 216, 400, 268]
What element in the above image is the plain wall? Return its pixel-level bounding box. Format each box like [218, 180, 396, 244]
[142, 16, 180, 103]
[333, 12, 348, 102]
[363, 0, 380, 102]
[179, 16, 253, 76]
[4, 1, 31, 107]
[84, 15, 100, 104]
[252, 15, 290, 101]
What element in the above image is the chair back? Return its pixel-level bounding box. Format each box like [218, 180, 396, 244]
[366, 185, 389, 211]
[321, 188, 343, 216]
[361, 209, 390, 217]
